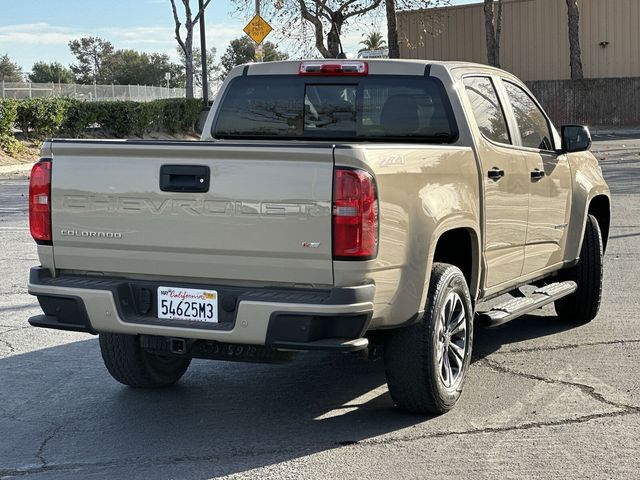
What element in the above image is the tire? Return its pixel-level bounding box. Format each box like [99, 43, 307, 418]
[554, 214, 603, 324]
[384, 263, 474, 414]
[99, 333, 191, 388]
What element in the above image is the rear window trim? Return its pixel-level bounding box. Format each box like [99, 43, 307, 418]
[211, 74, 459, 144]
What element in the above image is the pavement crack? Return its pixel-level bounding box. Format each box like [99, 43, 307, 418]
[0, 326, 30, 335]
[0, 337, 15, 354]
[486, 338, 640, 355]
[339, 408, 639, 449]
[1, 409, 639, 478]
[35, 425, 62, 469]
[479, 357, 640, 414]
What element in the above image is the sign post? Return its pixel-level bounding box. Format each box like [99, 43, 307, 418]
[199, 0, 209, 105]
[243, 1, 272, 62]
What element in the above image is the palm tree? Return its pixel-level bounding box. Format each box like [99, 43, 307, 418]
[359, 32, 387, 52]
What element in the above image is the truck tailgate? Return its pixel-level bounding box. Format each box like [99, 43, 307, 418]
[49, 140, 334, 286]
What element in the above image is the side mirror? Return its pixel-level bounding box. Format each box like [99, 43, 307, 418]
[561, 125, 592, 153]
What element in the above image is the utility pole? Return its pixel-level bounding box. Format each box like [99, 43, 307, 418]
[255, 0, 263, 62]
[199, 0, 209, 105]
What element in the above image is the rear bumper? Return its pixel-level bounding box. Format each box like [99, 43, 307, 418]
[27, 267, 374, 351]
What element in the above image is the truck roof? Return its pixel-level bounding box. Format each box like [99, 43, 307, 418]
[231, 59, 514, 79]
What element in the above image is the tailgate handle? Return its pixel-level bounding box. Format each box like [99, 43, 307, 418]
[160, 165, 210, 192]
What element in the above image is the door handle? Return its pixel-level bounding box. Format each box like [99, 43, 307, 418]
[160, 165, 210, 192]
[487, 167, 505, 181]
[530, 168, 545, 181]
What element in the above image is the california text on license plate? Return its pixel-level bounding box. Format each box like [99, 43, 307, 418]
[157, 286, 218, 323]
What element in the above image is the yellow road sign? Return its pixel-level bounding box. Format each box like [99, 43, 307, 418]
[243, 14, 273, 45]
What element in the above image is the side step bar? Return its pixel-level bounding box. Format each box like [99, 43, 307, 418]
[476, 281, 577, 328]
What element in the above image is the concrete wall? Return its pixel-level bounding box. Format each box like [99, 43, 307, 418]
[398, 0, 640, 81]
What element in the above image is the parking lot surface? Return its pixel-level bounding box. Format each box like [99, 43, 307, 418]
[1, 136, 639, 479]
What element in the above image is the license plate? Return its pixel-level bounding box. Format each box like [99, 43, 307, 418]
[157, 286, 218, 323]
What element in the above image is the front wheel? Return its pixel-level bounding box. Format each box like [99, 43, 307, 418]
[555, 214, 604, 324]
[99, 333, 191, 388]
[384, 263, 474, 414]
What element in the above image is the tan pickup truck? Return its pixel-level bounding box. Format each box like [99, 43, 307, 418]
[27, 60, 610, 414]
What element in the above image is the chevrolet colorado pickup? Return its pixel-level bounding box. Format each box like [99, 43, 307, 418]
[27, 60, 610, 414]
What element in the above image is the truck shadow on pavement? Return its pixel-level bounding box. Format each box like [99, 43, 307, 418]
[1, 313, 580, 479]
[472, 312, 578, 360]
[0, 337, 417, 478]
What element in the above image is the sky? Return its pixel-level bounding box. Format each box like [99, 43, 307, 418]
[0, 0, 477, 74]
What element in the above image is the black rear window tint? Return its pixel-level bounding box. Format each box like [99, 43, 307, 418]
[213, 75, 458, 142]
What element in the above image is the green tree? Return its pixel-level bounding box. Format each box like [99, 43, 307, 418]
[359, 31, 387, 52]
[0, 54, 23, 82]
[178, 47, 219, 90]
[68, 37, 114, 84]
[29, 62, 75, 84]
[102, 49, 148, 85]
[151, 53, 185, 88]
[219, 37, 288, 80]
[102, 50, 182, 86]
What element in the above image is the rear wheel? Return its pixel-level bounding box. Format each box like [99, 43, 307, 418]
[555, 214, 604, 324]
[384, 263, 474, 414]
[99, 333, 191, 388]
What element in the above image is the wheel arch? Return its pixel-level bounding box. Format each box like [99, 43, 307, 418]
[588, 195, 611, 253]
[424, 225, 481, 303]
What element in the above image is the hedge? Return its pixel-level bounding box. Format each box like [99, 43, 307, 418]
[0, 99, 22, 155]
[0, 97, 203, 154]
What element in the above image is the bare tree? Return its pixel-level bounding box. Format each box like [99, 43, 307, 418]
[483, 0, 503, 68]
[170, 0, 211, 98]
[300, 1, 384, 58]
[234, 1, 384, 59]
[566, 0, 584, 80]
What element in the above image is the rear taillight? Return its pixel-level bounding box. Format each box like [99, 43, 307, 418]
[333, 168, 378, 259]
[29, 159, 52, 244]
[299, 61, 368, 76]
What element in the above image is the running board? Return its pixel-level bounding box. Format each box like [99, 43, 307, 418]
[476, 281, 577, 328]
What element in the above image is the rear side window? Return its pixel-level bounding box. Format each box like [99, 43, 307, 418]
[463, 77, 510, 145]
[214, 80, 303, 137]
[503, 81, 554, 150]
[214, 75, 457, 142]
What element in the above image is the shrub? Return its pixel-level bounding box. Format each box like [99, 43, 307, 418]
[0, 99, 22, 155]
[156, 98, 203, 133]
[0, 99, 18, 137]
[15, 98, 69, 140]
[0, 97, 204, 150]
[62, 99, 98, 137]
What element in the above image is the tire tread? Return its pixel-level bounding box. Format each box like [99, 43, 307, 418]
[555, 214, 603, 323]
[99, 333, 190, 388]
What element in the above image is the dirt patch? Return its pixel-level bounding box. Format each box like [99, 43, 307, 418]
[0, 140, 40, 167]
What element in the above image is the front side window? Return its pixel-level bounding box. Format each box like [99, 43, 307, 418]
[503, 81, 554, 150]
[463, 77, 510, 145]
[214, 75, 457, 142]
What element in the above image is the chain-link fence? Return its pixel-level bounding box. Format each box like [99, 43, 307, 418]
[0, 81, 186, 102]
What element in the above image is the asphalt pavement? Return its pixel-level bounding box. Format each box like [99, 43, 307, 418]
[0, 137, 639, 479]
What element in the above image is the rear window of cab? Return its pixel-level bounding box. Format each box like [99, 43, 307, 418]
[212, 75, 458, 143]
